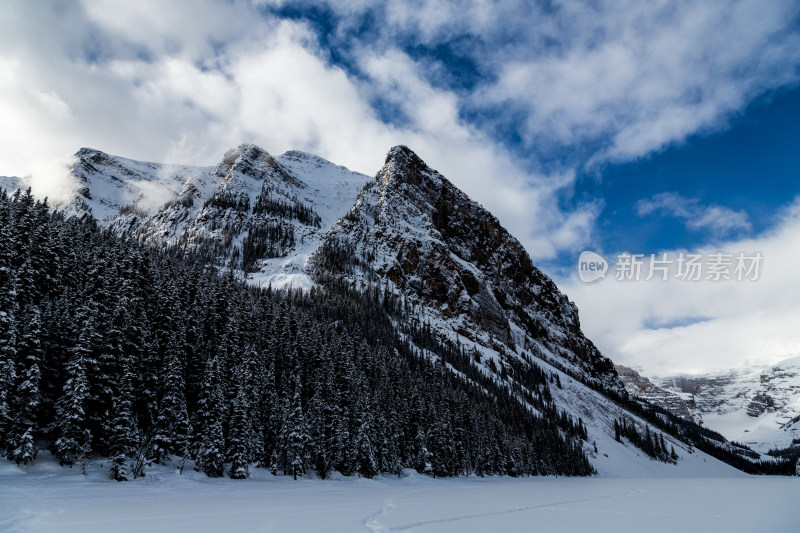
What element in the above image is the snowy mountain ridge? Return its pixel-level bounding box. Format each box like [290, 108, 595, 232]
[63, 144, 371, 290]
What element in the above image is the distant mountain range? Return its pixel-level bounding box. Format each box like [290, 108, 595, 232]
[617, 357, 800, 453]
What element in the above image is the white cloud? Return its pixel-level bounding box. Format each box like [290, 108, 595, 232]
[561, 200, 800, 376]
[312, 0, 800, 165]
[482, 0, 800, 164]
[637, 192, 752, 236]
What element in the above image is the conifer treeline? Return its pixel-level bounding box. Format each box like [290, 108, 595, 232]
[598, 386, 796, 475]
[0, 188, 594, 480]
[614, 416, 677, 464]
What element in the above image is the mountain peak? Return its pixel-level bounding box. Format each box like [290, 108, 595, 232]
[214, 143, 286, 183]
[325, 146, 620, 390]
[76, 146, 105, 156]
[381, 145, 430, 188]
[75, 147, 114, 166]
[217, 143, 271, 169]
[223, 143, 272, 163]
[384, 144, 417, 163]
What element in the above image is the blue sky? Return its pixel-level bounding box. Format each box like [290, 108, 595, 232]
[575, 86, 800, 265]
[1, 0, 799, 374]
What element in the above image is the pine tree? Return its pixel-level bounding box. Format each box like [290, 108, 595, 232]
[274, 348, 310, 480]
[0, 239, 18, 452]
[10, 427, 37, 464]
[151, 341, 192, 463]
[7, 305, 43, 463]
[414, 427, 433, 476]
[306, 374, 332, 478]
[285, 386, 310, 480]
[226, 370, 253, 479]
[0, 327, 16, 453]
[256, 353, 280, 471]
[195, 354, 225, 478]
[353, 410, 378, 478]
[108, 354, 139, 481]
[52, 306, 94, 466]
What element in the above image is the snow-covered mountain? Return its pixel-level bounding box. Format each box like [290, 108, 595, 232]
[656, 358, 800, 452]
[616, 365, 695, 420]
[618, 358, 800, 453]
[5, 143, 758, 476]
[0, 176, 26, 195]
[64, 145, 370, 290]
[52, 144, 619, 391]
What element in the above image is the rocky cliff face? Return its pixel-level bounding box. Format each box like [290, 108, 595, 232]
[616, 365, 695, 420]
[319, 146, 620, 391]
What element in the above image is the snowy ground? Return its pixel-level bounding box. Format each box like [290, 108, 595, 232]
[1, 455, 798, 533]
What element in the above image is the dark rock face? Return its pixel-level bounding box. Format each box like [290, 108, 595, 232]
[616, 365, 694, 420]
[657, 374, 742, 415]
[747, 393, 775, 417]
[324, 146, 621, 390]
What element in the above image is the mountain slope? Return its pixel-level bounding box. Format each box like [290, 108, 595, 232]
[318, 146, 619, 392]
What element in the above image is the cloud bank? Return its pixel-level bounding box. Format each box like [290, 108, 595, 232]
[562, 199, 800, 375]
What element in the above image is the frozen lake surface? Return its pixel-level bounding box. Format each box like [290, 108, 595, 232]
[1, 457, 798, 533]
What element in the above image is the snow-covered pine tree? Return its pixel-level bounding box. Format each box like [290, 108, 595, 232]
[0, 215, 18, 453]
[284, 356, 310, 480]
[0, 322, 16, 454]
[52, 305, 95, 466]
[108, 351, 139, 481]
[7, 305, 43, 463]
[151, 330, 192, 463]
[195, 354, 225, 478]
[286, 392, 309, 480]
[226, 366, 254, 479]
[10, 427, 36, 464]
[414, 427, 433, 477]
[352, 408, 378, 478]
[256, 353, 280, 470]
[306, 350, 343, 478]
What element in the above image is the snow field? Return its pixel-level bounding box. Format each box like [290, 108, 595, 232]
[1, 456, 798, 533]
